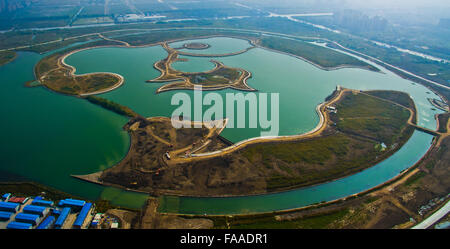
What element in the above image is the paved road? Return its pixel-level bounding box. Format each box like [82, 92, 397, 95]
[412, 200, 450, 229]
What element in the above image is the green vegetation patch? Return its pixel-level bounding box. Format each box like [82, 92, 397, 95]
[0, 182, 77, 202]
[225, 209, 349, 229]
[85, 96, 138, 118]
[404, 171, 427, 186]
[259, 36, 379, 71]
[366, 90, 415, 109]
[437, 113, 449, 133]
[186, 67, 242, 85]
[333, 92, 411, 145]
[243, 134, 351, 165]
[240, 91, 413, 192]
[0, 51, 17, 66]
[118, 29, 257, 47]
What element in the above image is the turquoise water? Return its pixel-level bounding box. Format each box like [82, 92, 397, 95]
[172, 55, 217, 73]
[65, 37, 443, 143]
[169, 37, 253, 55]
[0, 51, 148, 209]
[0, 35, 443, 213]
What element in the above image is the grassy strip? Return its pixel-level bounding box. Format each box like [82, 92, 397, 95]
[117, 29, 257, 47]
[85, 96, 139, 118]
[404, 171, 427, 186]
[365, 90, 415, 109]
[334, 92, 411, 145]
[208, 208, 349, 229]
[259, 36, 379, 71]
[0, 182, 78, 201]
[0, 51, 17, 66]
[437, 113, 449, 133]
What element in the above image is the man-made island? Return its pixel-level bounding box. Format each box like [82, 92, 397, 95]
[28, 30, 379, 97]
[0, 51, 17, 66]
[181, 42, 211, 50]
[147, 42, 255, 93]
[73, 88, 422, 197]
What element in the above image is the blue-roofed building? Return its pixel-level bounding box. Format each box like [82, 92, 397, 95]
[15, 213, 40, 225]
[55, 207, 71, 228]
[2, 193, 11, 201]
[34, 196, 43, 201]
[0, 201, 20, 213]
[73, 203, 93, 229]
[37, 216, 55, 229]
[0, 211, 13, 221]
[23, 205, 47, 217]
[58, 199, 85, 211]
[32, 199, 54, 207]
[7, 221, 32, 229]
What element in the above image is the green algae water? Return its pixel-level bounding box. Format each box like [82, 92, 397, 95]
[65, 37, 443, 142]
[0, 51, 147, 209]
[0, 34, 444, 213]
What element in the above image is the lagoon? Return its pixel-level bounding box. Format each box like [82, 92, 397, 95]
[0, 35, 443, 213]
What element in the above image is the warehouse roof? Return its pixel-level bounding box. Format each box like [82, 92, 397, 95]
[8, 197, 28, 204]
[32, 199, 54, 206]
[73, 203, 92, 227]
[23, 205, 47, 215]
[37, 216, 55, 229]
[15, 213, 40, 221]
[7, 221, 33, 229]
[55, 207, 71, 227]
[0, 211, 13, 220]
[0, 201, 20, 209]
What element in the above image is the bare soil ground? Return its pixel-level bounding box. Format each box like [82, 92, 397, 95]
[139, 198, 213, 229]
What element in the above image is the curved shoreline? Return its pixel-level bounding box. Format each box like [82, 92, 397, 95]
[164, 134, 436, 216]
[147, 42, 257, 93]
[72, 87, 428, 202]
[183, 87, 342, 160]
[30, 29, 445, 214]
[55, 32, 378, 97]
[13, 26, 449, 96]
[71, 88, 338, 195]
[59, 46, 125, 96]
[182, 42, 210, 50]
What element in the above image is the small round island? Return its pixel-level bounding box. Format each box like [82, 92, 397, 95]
[182, 42, 211, 50]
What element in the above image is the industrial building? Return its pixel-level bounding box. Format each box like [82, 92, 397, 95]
[37, 216, 56, 229]
[23, 205, 47, 217]
[8, 197, 29, 204]
[0, 211, 13, 221]
[73, 203, 93, 228]
[54, 207, 71, 229]
[58, 199, 85, 211]
[7, 221, 33, 229]
[0, 201, 20, 213]
[2, 193, 11, 201]
[32, 199, 54, 207]
[1, 194, 99, 230]
[15, 213, 40, 225]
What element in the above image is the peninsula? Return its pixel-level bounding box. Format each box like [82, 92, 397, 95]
[73, 88, 419, 197]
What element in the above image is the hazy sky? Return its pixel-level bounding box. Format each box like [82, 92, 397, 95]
[258, 0, 450, 9]
[342, 0, 450, 9]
